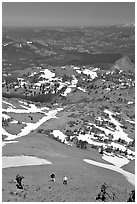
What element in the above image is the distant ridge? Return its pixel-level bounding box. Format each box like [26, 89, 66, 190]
[116, 22, 135, 28]
[112, 56, 135, 72]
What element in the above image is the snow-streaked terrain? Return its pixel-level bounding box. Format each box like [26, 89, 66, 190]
[2, 99, 135, 187]
[83, 69, 97, 79]
[2, 100, 63, 142]
[126, 119, 135, 124]
[3, 103, 49, 114]
[102, 153, 129, 167]
[89, 109, 132, 144]
[77, 87, 86, 92]
[76, 133, 134, 157]
[2, 113, 10, 120]
[2, 141, 18, 147]
[3, 101, 16, 108]
[74, 66, 98, 80]
[61, 75, 78, 96]
[2, 155, 52, 168]
[63, 87, 72, 96]
[127, 101, 134, 105]
[104, 109, 132, 143]
[84, 159, 135, 186]
[52, 130, 72, 146]
[2, 108, 63, 141]
[77, 133, 107, 147]
[75, 107, 135, 176]
[39, 69, 55, 79]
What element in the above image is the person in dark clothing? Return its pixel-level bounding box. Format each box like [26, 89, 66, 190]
[15, 174, 24, 189]
[50, 173, 56, 182]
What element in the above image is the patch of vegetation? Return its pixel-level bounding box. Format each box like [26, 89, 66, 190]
[127, 190, 135, 202]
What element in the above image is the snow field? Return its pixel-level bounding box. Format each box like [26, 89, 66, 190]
[2, 155, 52, 168]
[84, 159, 135, 186]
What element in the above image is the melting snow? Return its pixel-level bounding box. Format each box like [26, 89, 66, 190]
[128, 101, 134, 105]
[63, 87, 72, 96]
[126, 120, 135, 124]
[84, 159, 135, 186]
[57, 83, 65, 91]
[73, 66, 80, 70]
[2, 114, 10, 120]
[2, 141, 18, 147]
[10, 120, 18, 124]
[29, 72, 37, 77]
[89, 122, 113, 137]
[104, 109, 132, 143]
[26, 41, 32, 44]
[2, 108, 63, 141]
[83, 69, 97, 79]
[76, 70, 82, 74]
[68, 75, 78, 88]
[3, 101, 16, 108]
[109, 142, 126, 152]
[2, 128, 16, 140]
[77, 134, 107, 148]
[89, 110, 133, 144]
[92, 68, 99, 72]
[102, 153, 129, 167]
[61, 75, 78, 96]
[34, 80, 49, 86]
[78, 87, 86, 92]
[52, 130, 71, 145]
[19, 101, 28, 106]
[3, 103, 49, 114]
[39, 69, 55, 79]
[2, 155, 52, 168]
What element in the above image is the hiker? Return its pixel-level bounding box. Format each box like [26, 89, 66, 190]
[50, 173, 56, 182]
[15, 174, 24, 189]
[63, 176, 68, 185]
[96, 183, 108, 201]
[29, 116, 33, 121]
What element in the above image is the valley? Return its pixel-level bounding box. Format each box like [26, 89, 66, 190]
[2, 24, 135, 202]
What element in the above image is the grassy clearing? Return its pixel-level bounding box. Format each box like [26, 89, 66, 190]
[7, 112, 44, 124]
[4, 123, 26, 135]
[2, 132, 134, 202]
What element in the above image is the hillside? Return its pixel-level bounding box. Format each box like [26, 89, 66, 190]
[2, 26, 135, 202]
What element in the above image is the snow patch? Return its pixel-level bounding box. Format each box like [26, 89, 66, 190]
[83, 69, 97, 79]
[39, 69, 55, 79]
[73, 66, 80, 70]
[52, 130, 71, 145]
[29, 72, 37, 77]
[76, 70, 82, 74]
[128, 101, 134, 105]
[84, 159, 135, 186]
[2, 141, 18, 147]
[77, 87, 86, 92]
[3, 101, 16, 108]
[2, 108, 63, 141]
[3, 103, 49, 114]
[2, 114, 10, 120]
[77, 134, 107, 147]
[102, 153, 129, 167]
[2, 155, 52, 168]
[63, 87, 72, 96]
[104, 109, 132, 143]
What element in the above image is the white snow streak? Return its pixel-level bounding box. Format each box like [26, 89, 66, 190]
[2, 155, 52, 168]
[84, 159, 135, 186]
